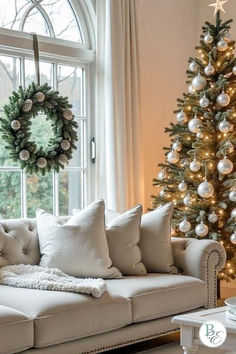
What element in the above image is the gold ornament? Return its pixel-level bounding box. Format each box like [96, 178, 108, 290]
[209, 0, 228, 16]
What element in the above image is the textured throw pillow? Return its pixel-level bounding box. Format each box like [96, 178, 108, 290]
[139, 203, 178, 274]
[37, 200, 121, 278]
[105, 205, 147, 276]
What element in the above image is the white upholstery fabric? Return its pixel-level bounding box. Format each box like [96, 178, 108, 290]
[106, 273, 207, 323]
[106, 205, 147, 275]
[0, 286, 132, 348]
[139, 203, 178, 273]
[0, 305, 33, 354]
[37, 200, 121, 278]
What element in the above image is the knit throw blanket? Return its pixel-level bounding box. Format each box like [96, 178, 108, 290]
[0, 264, 106, 298]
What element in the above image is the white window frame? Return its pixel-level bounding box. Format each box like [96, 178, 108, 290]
[0, 1, 96, 217]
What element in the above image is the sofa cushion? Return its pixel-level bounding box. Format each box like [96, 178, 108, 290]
[0, 305, 33, 354]
[106, 273, 207, 323]
[0, 286, 131, 348]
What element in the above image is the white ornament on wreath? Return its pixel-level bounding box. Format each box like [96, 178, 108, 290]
[229, 190, 236, 202]
[189, 61, 198, 72]
[176, 110, 188, 124]
[231, 208, 236, 218]
[178, 180, 187, 192]
[204, 33, 213, 45]
[217, 156, 233, 175]
[192, 73, 207, 91]
[219, 118, 231, 133]
[37, 157, 47, 168]
[208, 211, 218, 223]
[190, 158, 201, 172]
[217, 91, 230, 107]
[22, 99, 33, 113]
[19, 149, 30, 161]
[204, 63, 215, 76]
[179, 218, 191, 233]
[34, 92, 45, 103]
[63, 108, 73, 121]
[11, 120, 21, 130]
[217, 39, 228, 52]
[167, 150, 179, 164]
[198, 179, 214, 198]
[199, 95, 210, 108]
[58, 154, 68, 166]
[230, 232, 236, 244]
[195, 222, 208, 237]
[61, 139, 71, 151]
[173, 140, 182, 152]
[188, 116, 203, 133]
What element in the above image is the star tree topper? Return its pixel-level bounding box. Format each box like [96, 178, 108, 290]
[209, 0, 228, 16]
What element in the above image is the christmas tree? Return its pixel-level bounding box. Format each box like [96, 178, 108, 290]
[151, 6, 236, 281]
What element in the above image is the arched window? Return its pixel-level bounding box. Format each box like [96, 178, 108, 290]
[0, 0, 95, 219]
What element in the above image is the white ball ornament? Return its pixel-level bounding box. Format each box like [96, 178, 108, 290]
[224, 32, 232, 43]
[179, 218, 191, 233]
[192, 73, 207, 91]
[232, 66, 236, 75]
[204, 63, 215, 76]
[19, 149, 30, 161]
[37, 157, 47, 168]
[34, 92, 45, 103]
[230, 232, 236, 244]
[188, 85, 196, 94]
[176, 110, 188, 124]
[188, 116, 203, 133]
[195, 222, 208, 237]
[204, 33, 213, 45]
[231, 208, 236, 218]
[183, 194, 192, 206]
[58, 154, 68, 166]
[208, 211, 218, 223]
[217, 39, 228, 52]
[190, 158, 201, 172]
[167, 150, 179, 164]
[63, 108, 73, 121]
[178, 180, 187, 192]
[217, 156, 233, 175]
[217, 91, 230, 107]
[11, 120, 21, 130]
[61, 139, 71, 151]
[22, 99, 33, 113]
[225, 142, 234, 154]
[219, 118, 231, 133]
[189, 61, 198, 72]
[197, 131, 204, 139]
[199, 95, 210, 108]
[160, 189, 166, 198]
[229, 190, 236, 202]
[198, 179, 214, 198]
[158, 170, 167, 181]
[173, 140, 182, 152]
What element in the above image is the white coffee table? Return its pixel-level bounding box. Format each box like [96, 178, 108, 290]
[172, 307, 236, 353]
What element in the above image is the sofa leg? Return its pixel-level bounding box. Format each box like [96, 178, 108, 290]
[182, 345, 199, 354]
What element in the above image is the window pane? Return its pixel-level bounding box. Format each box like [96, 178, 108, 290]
[27, 174, 53, 217]
[59, 171, 82, 215]
[30, 114, 54, 150]
[23, 10, 49, 36]
[68, 119, 84, 167]
[58, 65, 83, 116]
[25, 60, 53, 88]
[0, 0, 28, 31]
[0, 172, 21, 219]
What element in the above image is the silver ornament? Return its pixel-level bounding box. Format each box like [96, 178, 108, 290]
[208, 211, 218, 223]
[188, 116, 203, 133]
[232, 66, 236, 75]
[231, 208, 236, 218]
[190, 158, 201, 172]
[173, 140, 182, 152]
[229, 190, 236, 202]
[217, 91, 230, 107]
[219, 118, 231, 133]
[22, 99, 33, 113]
[19, 149, 30, 161]
[37, 157, 47, 168]
[197, 131, 204, 139]
[217, 156, 233, 175]
[167, 150, 179, 164]
[199, 95, 210, 108]
[204, 63, 215, 76]
[11, 120, 21, 130]
[217, 39, 228, 52]
[189, 61, 198, 72]
[230, 232, 236, 244]
[192, 73, 207, 91]
[204, 33, 213, 45]
[183, 194, 192, 206]
[158, 170, 167, 181]
[183, 159, 190, 167]
[224, 32, 232, 43]
[58, 154, 68, 166]
[160, 189, 166, 197]
[63, 108, 73, 121]
[195, 222, 208, 237]
[225, 142, 234, 154]
[176, 110, 188, 124]
[179, 218, 191, 233]
[178, 180, 187, 192]
[188, 85, 196, 94]
[61, 139, 71, 151]
[198, 180, 214, 198]
[35, 92, 45, 103]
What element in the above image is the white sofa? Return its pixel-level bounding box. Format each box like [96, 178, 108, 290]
[0, 218, 226, 354]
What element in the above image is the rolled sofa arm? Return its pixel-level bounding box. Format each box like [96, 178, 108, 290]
[171, 237, 226, 308]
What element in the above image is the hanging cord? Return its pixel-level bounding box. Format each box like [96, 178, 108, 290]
[32, 33, 40, 85]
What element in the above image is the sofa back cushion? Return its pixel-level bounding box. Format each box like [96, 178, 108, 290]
[0, 218, 40, 267]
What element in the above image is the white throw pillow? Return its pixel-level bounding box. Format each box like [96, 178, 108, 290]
[139, 203, 178, 273]
[105, 205, 147, 276]
[37, 200, 121, 278]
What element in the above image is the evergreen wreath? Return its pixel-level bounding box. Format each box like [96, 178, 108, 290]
[0, 82, 78, 175]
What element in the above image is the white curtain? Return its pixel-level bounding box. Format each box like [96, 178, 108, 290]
[96, 0, 143, 212]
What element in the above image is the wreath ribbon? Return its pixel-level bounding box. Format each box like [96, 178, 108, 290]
[32, 33, 40, 85]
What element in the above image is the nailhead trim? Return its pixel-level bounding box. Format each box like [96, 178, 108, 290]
[206, 249, 223, 308]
